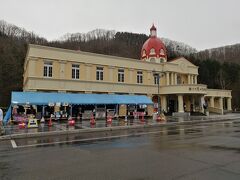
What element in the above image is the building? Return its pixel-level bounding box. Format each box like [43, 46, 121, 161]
[23, 25, 232, 116]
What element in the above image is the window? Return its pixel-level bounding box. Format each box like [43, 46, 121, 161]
[118, 69, 124, 82]
[137, 71, 143, 84]
[177, 75, 181, 84]
[160, 49, 165, 55]
[72, 64, 79, 79]
[43, 61, 52, 77]
[96, 67, 103, 80]
[142, 50, 146, 56]
[150, 58, 155, 63]
[150, 48, 156, 55]
[154, 75, 159, 85]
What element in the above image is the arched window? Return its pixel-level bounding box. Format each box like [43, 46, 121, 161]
[160, 49, 165, 55]
[150, 48, 156, 55]
[150, 58, 155, 63]
[142, 50, 146, 56]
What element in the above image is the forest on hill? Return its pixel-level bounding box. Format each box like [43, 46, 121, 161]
[1, 20, 240, 108]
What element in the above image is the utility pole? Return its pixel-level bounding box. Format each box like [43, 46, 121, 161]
[153, 71, 161, 115]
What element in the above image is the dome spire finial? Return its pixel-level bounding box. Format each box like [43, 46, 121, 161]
[150, 24, 157, 37]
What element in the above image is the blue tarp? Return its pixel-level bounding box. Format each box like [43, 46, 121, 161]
[3, 106, 11, 125]
[11, 92, 153, 105]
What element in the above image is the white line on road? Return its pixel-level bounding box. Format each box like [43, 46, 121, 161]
[14, 126, 207, 149]
[10, 139, 17, 148]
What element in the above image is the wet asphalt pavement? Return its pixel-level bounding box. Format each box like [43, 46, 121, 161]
[1, 119, 240, 180]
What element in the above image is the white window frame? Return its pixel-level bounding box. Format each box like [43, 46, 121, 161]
[96, 67, 104, 81]
[43, 61, 53, 77]
[72, 64, 80, 79]
[150, 48, 156, 55]
[154, 75, 159, 85]
[118, 69, 124, 82]
[137, 71, 143, 84]
[160, 49, 165, 55]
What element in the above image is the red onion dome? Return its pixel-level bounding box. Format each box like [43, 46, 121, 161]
[141, 25, 167, 61]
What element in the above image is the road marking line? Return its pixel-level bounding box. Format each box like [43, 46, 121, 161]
[14, 126, 207, 149]
[10, 139, 17, 148]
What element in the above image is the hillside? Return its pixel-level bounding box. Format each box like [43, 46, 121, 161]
[194, 44, 240, 64]
[0, 20, 240, 108]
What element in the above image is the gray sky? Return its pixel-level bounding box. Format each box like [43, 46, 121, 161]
[1, 0, 240, 50]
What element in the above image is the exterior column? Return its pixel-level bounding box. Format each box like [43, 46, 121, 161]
[200, 95, 205, 113]
[191, 75, 194, 84]
[161, 95, 167, 113]
[218, 97, 223, 115]
[85, 64, 92, 81]
[171, 72, 174, 85]
[59, 61, 66, 79]
[174, 73, 177, 85]
[194, 75, 197, 84]
[129, 68, 134, 84]
[188, 74, 191, 84]
[219, 97, 223, 109]
[227, 97, 232, 111]
[166, 72, 169, 86]
[178, 94, 184, 113]
[191, 96, 195, 112]
[210, 97, 214, 107]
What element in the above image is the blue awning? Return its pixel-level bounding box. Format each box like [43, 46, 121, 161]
[11, 92, 153, 105]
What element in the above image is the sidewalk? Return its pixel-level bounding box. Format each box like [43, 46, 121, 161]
[1, 113, 239, 140]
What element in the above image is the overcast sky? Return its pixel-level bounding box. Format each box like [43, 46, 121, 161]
[1, 0, 240, 50]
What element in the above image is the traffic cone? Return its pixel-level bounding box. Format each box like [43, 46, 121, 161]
[90, 114, 96, 125]
[107, 115, 112, 124]
[68, 116, 75, 126]
[140, 113, 144, 122]
[124, 115, 128, 123]
[40, 117, 45, 123]
[48, 117, 53, 127]
[156, 115, 162, 122]
[18, 119, 26, 129]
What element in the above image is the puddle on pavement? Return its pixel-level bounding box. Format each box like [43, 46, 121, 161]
[210, 145, 240, 153]
[184, 129, 202, 134]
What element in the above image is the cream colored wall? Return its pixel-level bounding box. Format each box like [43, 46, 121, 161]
[206, 89, 231, 98]
[23, 44, 231, 103]
[23, 62, 29, 86]
[65, 62, 72, 80]
[26, 44, 199, 75]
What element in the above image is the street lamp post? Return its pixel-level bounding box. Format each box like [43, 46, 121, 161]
[153, 71, 161, 115]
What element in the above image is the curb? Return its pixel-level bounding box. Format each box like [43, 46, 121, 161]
[0, 117, 239, 141]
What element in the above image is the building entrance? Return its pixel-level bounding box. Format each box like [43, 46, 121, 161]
[167, 95, 178, 113]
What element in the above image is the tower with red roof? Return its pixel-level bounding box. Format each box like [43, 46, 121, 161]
[141, 24, 167, 63]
